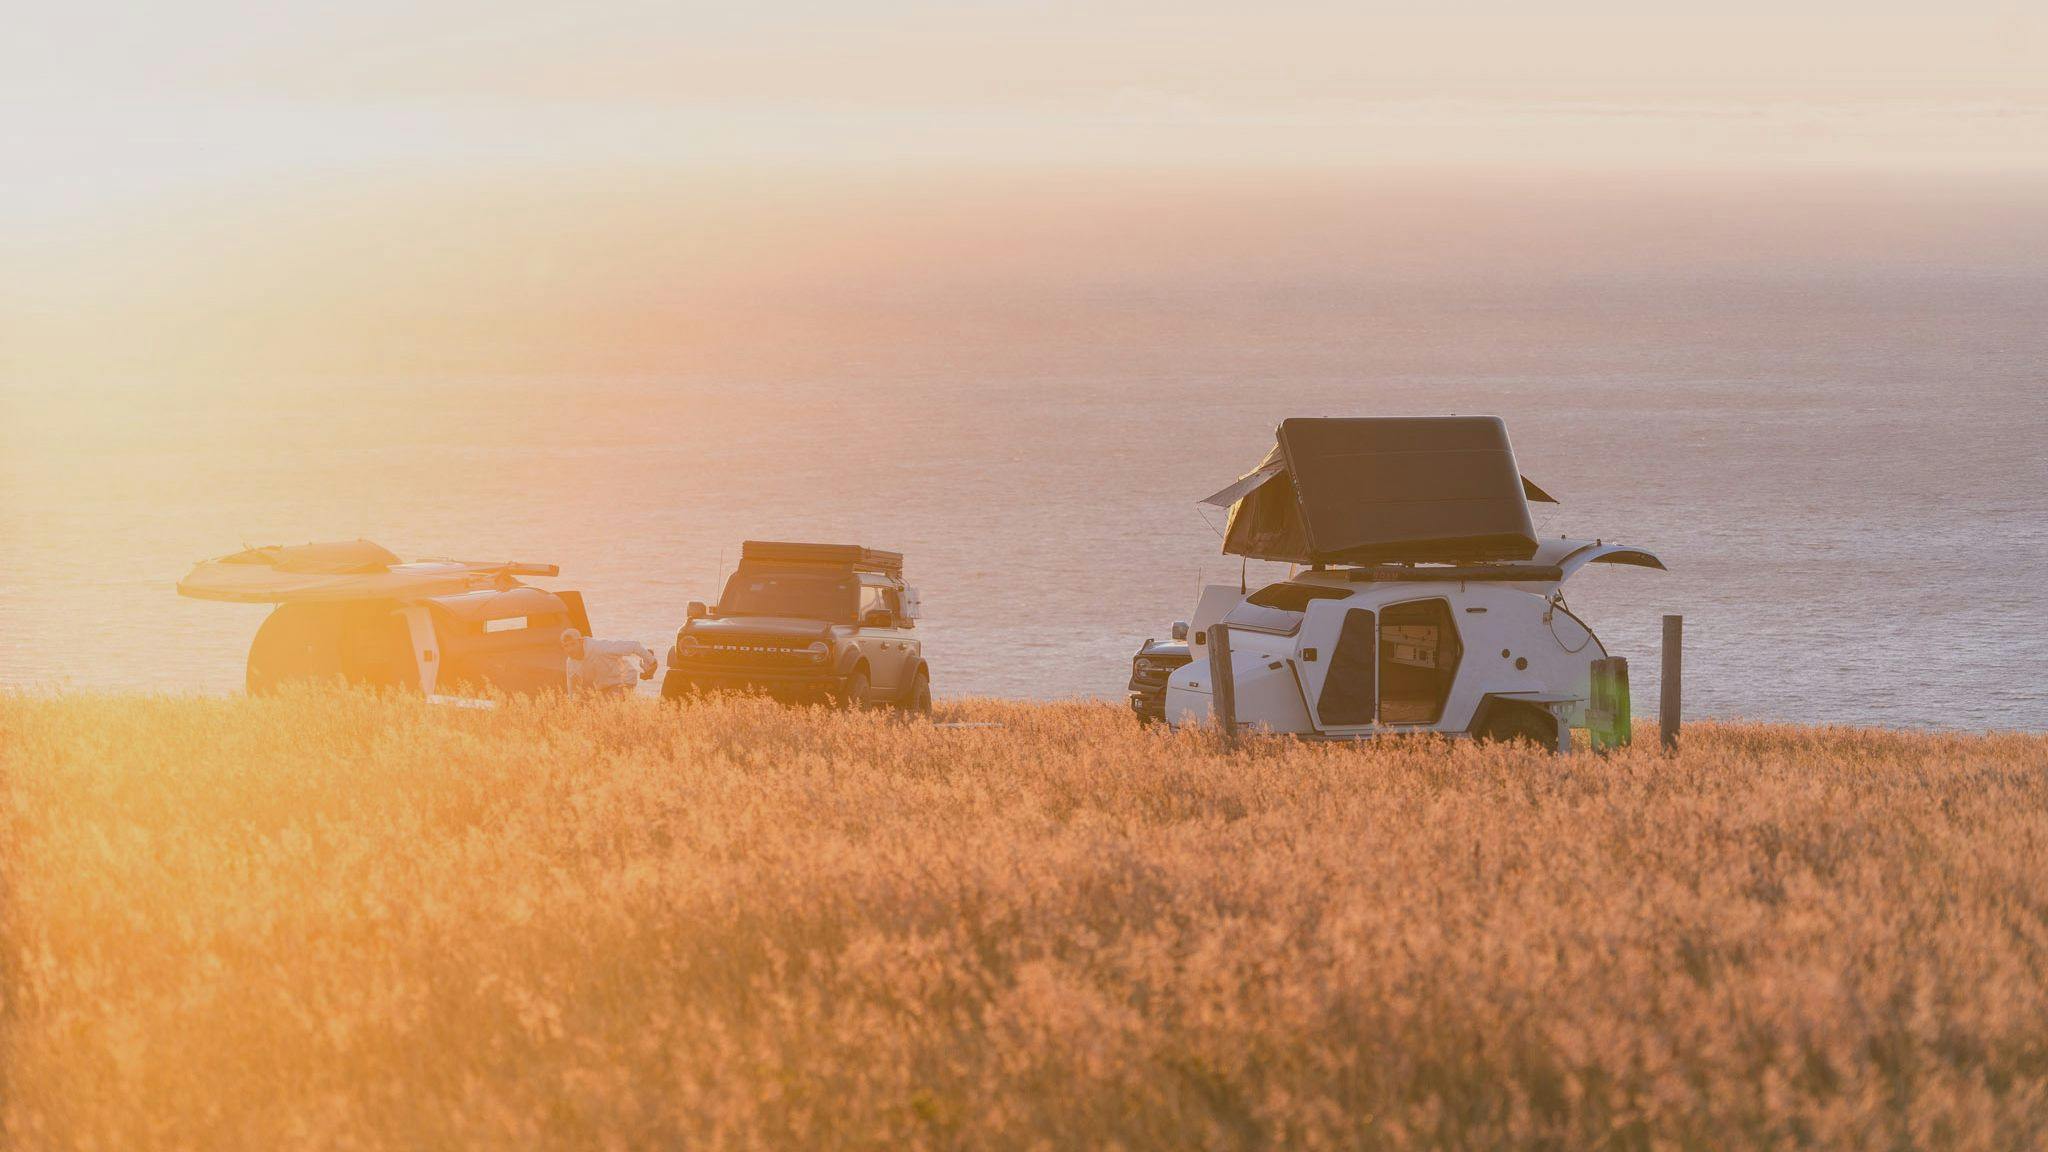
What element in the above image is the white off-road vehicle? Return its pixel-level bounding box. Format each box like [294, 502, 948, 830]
[1163, 417, 1664, 748]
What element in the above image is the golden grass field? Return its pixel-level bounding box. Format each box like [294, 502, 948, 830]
[3, 690, 2046, 1150]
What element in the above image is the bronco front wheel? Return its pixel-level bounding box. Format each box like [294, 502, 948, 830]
[660, 670, 694, 701]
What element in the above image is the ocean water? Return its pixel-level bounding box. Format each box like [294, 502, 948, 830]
[3, 271, 2044, 730]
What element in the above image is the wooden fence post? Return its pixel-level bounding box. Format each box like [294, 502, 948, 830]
[1660, 614, 1683, 753]
[1208, 623, 1238, 744]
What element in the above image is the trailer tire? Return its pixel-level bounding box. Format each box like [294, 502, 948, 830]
[1475, 702, 1559, 748]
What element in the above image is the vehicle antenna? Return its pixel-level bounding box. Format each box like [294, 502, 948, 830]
[716, 547, 726, 596]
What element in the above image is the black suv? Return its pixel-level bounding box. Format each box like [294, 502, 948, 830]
[661, 542, 930, 711]
[1128, 625, 1193, 722]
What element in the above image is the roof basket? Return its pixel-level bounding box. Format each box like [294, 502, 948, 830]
[740, 541, 905, 575]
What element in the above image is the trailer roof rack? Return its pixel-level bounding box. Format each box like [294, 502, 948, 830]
[740, 541, 904, 575]
[1342, 563, 1566, 583]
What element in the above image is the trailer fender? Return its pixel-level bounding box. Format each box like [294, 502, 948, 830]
[1470, 693, 1572, 752]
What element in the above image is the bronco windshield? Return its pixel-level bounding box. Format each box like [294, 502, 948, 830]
[718, 568, 858, 621]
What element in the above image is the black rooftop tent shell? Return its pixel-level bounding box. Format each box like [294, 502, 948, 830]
[1215, 417, 1544, 565]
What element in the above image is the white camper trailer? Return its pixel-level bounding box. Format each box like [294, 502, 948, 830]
[1162, 418, 1664, 747]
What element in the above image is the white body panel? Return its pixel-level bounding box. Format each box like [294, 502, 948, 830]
[1164, 539, 1657, 739]
[1173, 626, 1314, 734]
[1184, 584, 1253, 668]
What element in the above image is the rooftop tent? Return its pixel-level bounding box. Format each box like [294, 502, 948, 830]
[1202, 417, 1549, 565]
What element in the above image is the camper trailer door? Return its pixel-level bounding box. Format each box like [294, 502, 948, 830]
[1295, 598, 1378, 734]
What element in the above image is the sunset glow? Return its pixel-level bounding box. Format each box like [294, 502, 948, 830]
[9, 1, 2048, 384]
[5, 7, 2048, 1147]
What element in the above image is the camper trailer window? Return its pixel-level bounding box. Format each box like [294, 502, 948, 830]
[721, 571, 858, 621]
[1225, 582, 1353, 635]
[1246, 583, 1353, 613]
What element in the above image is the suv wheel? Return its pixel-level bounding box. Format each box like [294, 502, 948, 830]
[660, 670, 693, 702]
[840, 667, 871, 710]
[900, 670, 932, 715]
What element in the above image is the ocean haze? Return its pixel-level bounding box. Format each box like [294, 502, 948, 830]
[3, 174, 2044, 730]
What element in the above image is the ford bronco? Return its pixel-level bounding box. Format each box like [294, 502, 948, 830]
[660, 541, 930, 711]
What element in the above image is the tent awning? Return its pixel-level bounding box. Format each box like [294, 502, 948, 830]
[1199, 454, 1284, 509]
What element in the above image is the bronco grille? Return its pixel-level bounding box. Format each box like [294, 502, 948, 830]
[693, 639, 819, 667]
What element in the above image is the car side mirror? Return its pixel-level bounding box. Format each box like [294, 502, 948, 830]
[1170, 620, 1189, 642]
[862, 608, 895, 628]
[686, 601, 708, 620]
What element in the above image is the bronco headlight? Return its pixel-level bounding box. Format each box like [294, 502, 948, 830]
[678, 635, 702, 657]
[806, 641, 829, 663]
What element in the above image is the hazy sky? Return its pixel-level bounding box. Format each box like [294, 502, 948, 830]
[7, 1, 2046, 383]
[9, 0, 2046, 213]
[13, 1, 2048, 100]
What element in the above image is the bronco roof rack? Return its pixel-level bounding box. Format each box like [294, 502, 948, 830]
[740, 541, 905, 576]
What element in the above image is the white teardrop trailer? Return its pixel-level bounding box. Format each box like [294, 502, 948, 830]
[1161, 417, 1665, 750]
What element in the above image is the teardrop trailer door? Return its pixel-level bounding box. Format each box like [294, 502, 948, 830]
[1295, 598, 1377, 733]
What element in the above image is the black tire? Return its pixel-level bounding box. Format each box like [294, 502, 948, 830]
[900, 670, 933, 715]
[1476, 702, 1559, 749]
[840, 667, 872, 710]
[660, 670, 693, 702]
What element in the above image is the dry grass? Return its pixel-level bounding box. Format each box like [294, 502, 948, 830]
[3, 690, 2046, 1150]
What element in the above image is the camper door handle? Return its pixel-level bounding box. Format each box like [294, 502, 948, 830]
[1301, 648, 1317, 662]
